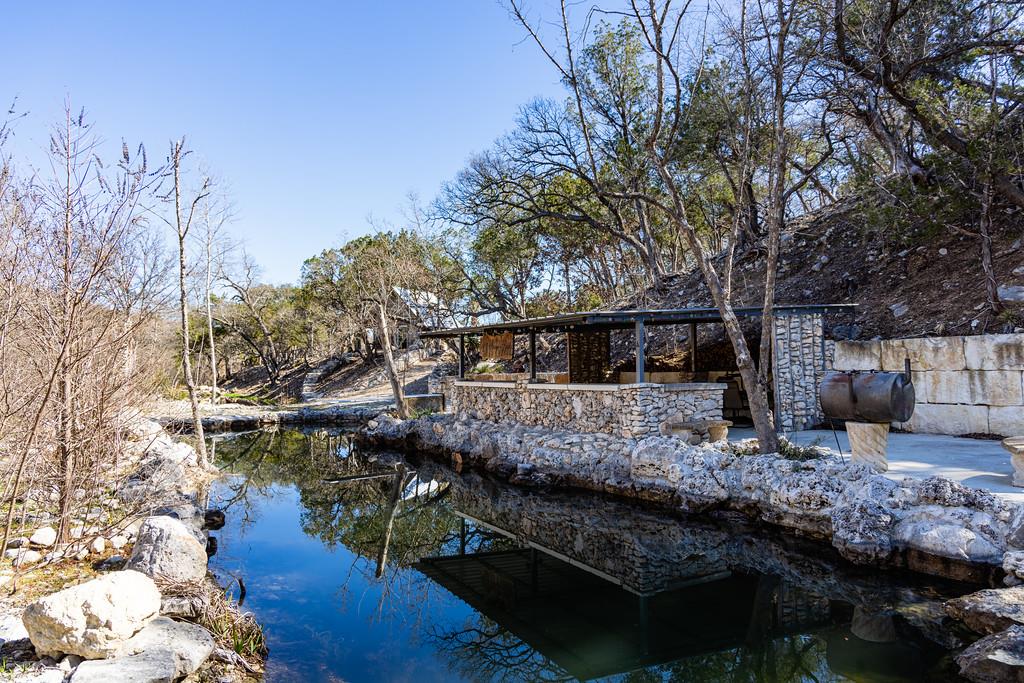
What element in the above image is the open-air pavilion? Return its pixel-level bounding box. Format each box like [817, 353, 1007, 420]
[422, 304, 855, 435]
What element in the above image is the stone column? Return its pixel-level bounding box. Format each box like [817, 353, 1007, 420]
[772, 312, 826, 432]
[847, 422, 889, 472]
[1001, 436, 1024, 487]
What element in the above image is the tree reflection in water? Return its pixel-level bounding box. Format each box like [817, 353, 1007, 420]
[208, 429, 966, 683]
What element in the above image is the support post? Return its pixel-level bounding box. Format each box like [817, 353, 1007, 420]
[458, 334, 465, 379]
[529, 330, 537, 382]
[688, 322, 697, 373]
[635, 318, 646, 383]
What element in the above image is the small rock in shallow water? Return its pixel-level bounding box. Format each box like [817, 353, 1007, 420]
[947, 586, 1024, 635]
[202, 509, 225, 531]
[956, 625, 1024, 683]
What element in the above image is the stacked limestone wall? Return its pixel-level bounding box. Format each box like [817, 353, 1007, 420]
[442, 378, 724, 439]
[832, 333, 1024, 436]
[773, 313, 827, 431]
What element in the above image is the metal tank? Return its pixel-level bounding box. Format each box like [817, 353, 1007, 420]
[819, 360, 915, 424]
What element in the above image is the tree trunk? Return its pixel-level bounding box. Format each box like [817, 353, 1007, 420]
[173, 145, 208, 468]
[376, 303, 409, 418]
[205, 236, 218, 405]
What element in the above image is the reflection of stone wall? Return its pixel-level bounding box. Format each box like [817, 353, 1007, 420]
[442, 378, 724, 439]
[773, 313, 827, 431]
[364, 413, 1019, 582]
[832, 334, 1024, 436]
[423, 465, 960, 617]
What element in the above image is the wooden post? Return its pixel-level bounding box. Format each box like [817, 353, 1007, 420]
[688, 322, 697, 373]
[458, 334, 465, 379]
[529, 330, 537, 382]
[635, 318, 646, 383]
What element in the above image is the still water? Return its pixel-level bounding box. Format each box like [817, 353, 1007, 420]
[206, 429, 972, 683]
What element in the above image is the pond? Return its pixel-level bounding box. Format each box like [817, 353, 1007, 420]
[206, 428, 975, 683]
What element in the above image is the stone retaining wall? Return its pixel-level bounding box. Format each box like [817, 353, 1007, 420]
[833, 334, 1024, 436]
[361, 413, 1023, 583]
[442, 378, 725, 439]
[157, 404, 384, 434]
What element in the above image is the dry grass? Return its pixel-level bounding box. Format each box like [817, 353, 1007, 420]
[158, 577, 267, 672]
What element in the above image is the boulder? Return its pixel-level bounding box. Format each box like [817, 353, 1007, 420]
[70, 649, 179, 683]
[947, 587, 1024, 635]
[29, 528, 56, 548]
[11, 550, 42, 568]
[125, 516, 207, 583]
[116, 617, 214, 676]
[957, 625, 1024, 682]
[12, 670, 64, 683]
[0, 612, 28, 646]
[22, 570, 160, 659]
[830, 499, 895, 564]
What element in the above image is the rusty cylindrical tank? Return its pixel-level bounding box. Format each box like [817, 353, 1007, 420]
[819, 361, 915, 424]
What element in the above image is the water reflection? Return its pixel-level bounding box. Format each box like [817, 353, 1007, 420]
[208, 428, 971, 683]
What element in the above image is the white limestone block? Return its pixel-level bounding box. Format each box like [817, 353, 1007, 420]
[921, 370, 1024, 406]
[965, 334, 1024, 370]
[905, 403, 989, 435]
[883, 337, 966, 372]
[991, 406, 1024, 438]
[833, 341, 882, 371]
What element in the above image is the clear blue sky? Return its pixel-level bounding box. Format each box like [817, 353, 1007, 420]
[2, 1, 565, 284]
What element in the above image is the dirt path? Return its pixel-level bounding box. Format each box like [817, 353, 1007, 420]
[317, 356, 438, 402]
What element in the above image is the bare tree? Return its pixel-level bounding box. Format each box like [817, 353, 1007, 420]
[0, 106, 169, 549]
[165, 139, 210, 468]
[198, 193, 235, 403]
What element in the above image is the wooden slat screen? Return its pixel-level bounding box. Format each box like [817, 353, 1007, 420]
[567, 330, 611, 383]
[480, 332, 514, 360]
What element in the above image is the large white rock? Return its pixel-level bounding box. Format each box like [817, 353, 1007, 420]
[22, 570, 160, 659]
[125, 516, 207, 583]
[70, 649, 178, 683]
[29, 527, 57, 548]
[116, 616, 214, 676]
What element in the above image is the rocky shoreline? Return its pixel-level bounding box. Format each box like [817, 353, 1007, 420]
[158, 403, 385, 434]
[0, 416, 264, 683]
[360, 412, 1024, 681]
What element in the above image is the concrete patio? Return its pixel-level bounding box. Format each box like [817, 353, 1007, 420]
[732, 427, 1024, 504]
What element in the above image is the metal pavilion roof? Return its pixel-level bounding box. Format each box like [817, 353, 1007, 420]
[420, 304, 856, 338]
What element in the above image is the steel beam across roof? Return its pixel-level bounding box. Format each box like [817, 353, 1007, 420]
[420, 304, 856, 338]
